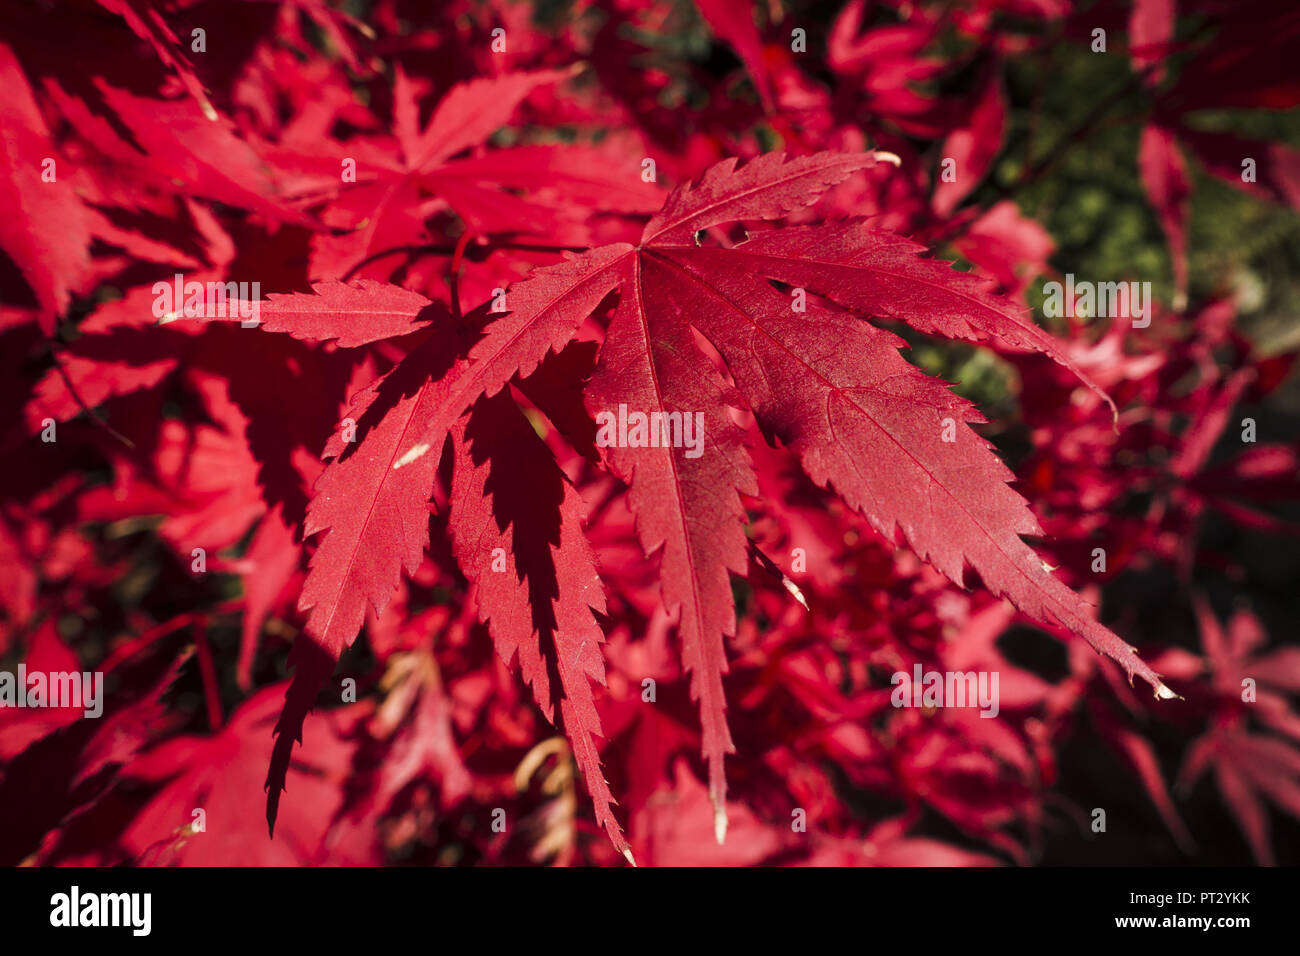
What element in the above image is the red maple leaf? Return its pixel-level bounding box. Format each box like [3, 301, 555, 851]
[237, 150, 1176, 855]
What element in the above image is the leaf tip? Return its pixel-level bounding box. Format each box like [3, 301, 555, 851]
[783, 576, 810, 611]
[265, 792, 279, 839]
[714, 802, 728, 846]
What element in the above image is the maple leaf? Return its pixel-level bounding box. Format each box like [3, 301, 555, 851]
[931, 65, 1006, 218]
[1177, 598, 1300, 865]
[279, 66, 660, 281]
[0, 41, 94, 334]
[254, 150, 1174, 851]
[125, 686, 363, 866]
[96, 0, 218, 121]
[189, 279, 438, 346]
[92, 84, 317, 228]
[0, 622, 188, 865]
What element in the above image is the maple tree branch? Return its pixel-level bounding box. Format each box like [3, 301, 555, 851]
[194, 617, 225, 732]
[48, 344, 137, 451]
[341, 239, 592, 283]
[449, 230, 474, 320]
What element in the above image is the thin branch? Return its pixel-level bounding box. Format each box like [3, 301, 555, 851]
[341, 238, 590, 283]
[48, 344, 137, 450]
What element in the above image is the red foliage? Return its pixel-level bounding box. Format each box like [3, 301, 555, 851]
[1, 0, 1298, 867]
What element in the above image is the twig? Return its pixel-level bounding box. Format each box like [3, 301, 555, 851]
[48, 343, 137, 450]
